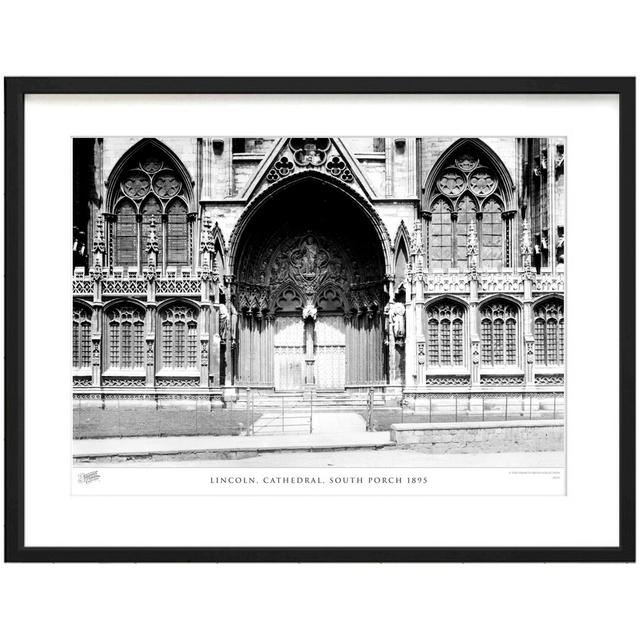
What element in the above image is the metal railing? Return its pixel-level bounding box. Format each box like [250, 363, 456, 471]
[73, 390, 565, 440]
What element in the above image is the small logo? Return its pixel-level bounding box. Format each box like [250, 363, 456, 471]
[78, 470, 101, 484]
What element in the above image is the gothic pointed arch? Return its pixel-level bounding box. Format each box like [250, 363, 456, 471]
[424, 297, 467, 368]
[228, 170, 393, 275]
[72, 300, 93, 371]
[478, 297, 521, 367]
[106, 138, 195, 210]
[532, 296, 564, 366]
[102, 299, 147, 372]
[232, 173, 388, 388]
[105, 139, 196, 272]
[423, 139, 516, 271]
[393, 221, 411, 295]
[209, 222, 227, 278]
[155, 298, 200, 373]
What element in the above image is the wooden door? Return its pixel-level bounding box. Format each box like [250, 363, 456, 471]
[315, 315, 346, 389]
[273, 316, 304, 390]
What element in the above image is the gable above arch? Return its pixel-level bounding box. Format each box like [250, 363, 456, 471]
[240, 137, 377, 202]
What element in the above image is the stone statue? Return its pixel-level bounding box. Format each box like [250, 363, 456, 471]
[385, 300, 405, 341]
[219, 302, 238, 342]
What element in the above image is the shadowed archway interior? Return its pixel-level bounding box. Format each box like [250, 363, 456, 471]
[233, 178, 387, 388]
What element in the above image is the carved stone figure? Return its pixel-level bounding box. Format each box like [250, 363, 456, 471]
[389, 301, 405, 339]
[302, 301, 318, 321]
[466, 218, 479, 270]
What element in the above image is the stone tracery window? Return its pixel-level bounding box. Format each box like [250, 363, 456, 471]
[534, 300, 564, 366]
[110, 146, 192, 271]
[426, 301, 465, 367]
[72, 304, 92, 370]
[158, 304, 199, 371]
[426, 143, 512, 271]
[480, 301, 518, 366]
[105, 305, 145, 370]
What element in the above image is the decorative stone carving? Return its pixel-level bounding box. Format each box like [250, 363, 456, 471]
[266, 157, 294, 182]
[289, 138, 330, 167]
[437, 170, 465, 196]
[218, 303, 238, 342]
[471, 342, 480, 365]
[92, 215, 106, 257]
[417, 342, 426, 365]
[102, 377, 145, 387]
[302, 302, 318, 321]
[480, 375, 525, 385]
[146, 342, 155, 366]
[478, 273, 524, 293]
[91, 339, 101, 366]
[326, 156, 354, 183]
[535, 373, 564, 385]
[152, 171, 182, 198]
[468, 169, 497, 196]
[455, 153, 479, 173]
[156, 278, 200, 295]
[387, 301, 406, 340]
[145, 213, 159, 258]
[533, 274, 564, 293]
[72, 278, 93, 295]
[155, 377, 199, 387]
[521, 217, 532, 272]
[425, 375, 471, 385]
[122, 171, 151, 199]
[526, 341, 535, 365]
[200, 340, 209, 366]
[424, 273, 469, 293]
[466, 217, 479, 273]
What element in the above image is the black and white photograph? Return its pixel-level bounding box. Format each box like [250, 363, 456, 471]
[72, 135, 566, 475]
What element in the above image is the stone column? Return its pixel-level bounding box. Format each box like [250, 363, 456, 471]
[467, 218, 480, 386]
[145, 303, 156, 387]
[385, 137, 394, 197]
[223, 276, 238, 402]
[89, 214, 107, 387]
[303, 304, 317, 387]
[547, 141, 557, 274]
[385, 280, 397, 385]
[521, 218, 535, 387]
[199, 301, 210, 388]
[210, 278, 221, 388]
[90, 302, 103, 388]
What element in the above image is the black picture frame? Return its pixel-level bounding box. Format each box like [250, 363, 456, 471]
[4, 77, 635, 563]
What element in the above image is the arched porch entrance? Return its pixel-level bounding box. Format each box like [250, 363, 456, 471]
[231, 176, 388, 390]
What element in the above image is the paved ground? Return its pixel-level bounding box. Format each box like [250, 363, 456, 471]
[75, 447, 564, 468]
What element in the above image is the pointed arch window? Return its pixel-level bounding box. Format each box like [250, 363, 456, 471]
[455, 194, 477, 267]
[480, 301, 518, 366]
[73, 304, 92, 370]
[105, 305, 145, 371]
[534, 300, 564, 366]
[158, 304, 199, 371]
[481, 197, 504, 270]
[425, 301, 465, 367]
[109, 145, 192, 272]
[426, 143, 512, 271]
[429, 197, 453, 271]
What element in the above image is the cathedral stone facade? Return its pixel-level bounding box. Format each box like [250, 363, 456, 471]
[73, 136, 565, 409]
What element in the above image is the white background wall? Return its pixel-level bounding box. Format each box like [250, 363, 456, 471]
[1, 2, 638, 640]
